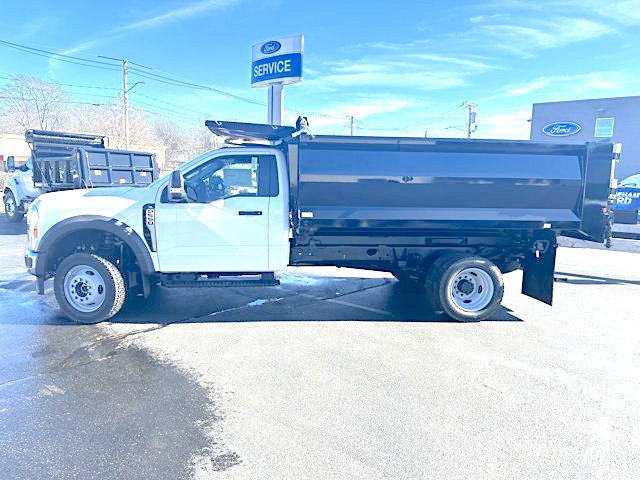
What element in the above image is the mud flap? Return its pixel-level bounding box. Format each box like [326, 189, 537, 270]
[521, 231, 557, 305]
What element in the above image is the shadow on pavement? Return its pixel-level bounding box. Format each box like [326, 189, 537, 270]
[1, 278, 524, 326]
[0, 213, 27, 235]
[104, 282, 524, 325]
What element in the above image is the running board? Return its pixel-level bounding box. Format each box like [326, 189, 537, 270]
[161, 273, 279, 288]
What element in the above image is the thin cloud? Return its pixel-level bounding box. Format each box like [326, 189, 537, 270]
[482, 72, 628, 102]
[61, 0, 239, 56]
[403, 54, 494, 71]
[470, 16, 615, 58]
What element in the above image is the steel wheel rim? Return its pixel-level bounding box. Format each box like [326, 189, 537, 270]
[63, 265, 106, 313]
[447, 267, 494, 313]
[5, 196, 15, 216]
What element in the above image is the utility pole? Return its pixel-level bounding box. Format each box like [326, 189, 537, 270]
[98, 56, 149, 149]
[463, 101, 477, 139]
[123, 59, 129, 149]
[349, 116, 355, 136]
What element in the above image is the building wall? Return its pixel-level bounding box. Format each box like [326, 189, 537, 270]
[530, 96, 640, 180]
[0, 134, 32, 169]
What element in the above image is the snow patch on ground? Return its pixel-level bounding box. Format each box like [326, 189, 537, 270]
[278, 272, 329, 286]
[0, 287, 54, 323]
[246, 298, 283, 307]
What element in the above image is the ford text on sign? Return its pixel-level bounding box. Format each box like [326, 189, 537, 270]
[542, 122, 581, 136]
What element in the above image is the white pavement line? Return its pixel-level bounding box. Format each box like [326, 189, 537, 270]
[297, 292, 394, 317]
[192, 297, 288, 320]
[325, 298, 394, 317]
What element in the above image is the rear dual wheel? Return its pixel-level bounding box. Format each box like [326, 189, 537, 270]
[425, 255, 504, 322]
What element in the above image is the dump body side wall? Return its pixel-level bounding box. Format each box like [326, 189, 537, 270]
[291, 136, 610, 243]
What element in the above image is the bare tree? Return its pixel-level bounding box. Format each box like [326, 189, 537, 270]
[66, 101, 156, 149]
[0, 75, 68, 132]
[154, 120, 184, 168]
[182, 126, 219, 159]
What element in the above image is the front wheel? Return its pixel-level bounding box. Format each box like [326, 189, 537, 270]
[54, 253, 126, 324]
[4, 191, 24, 222]
[425, 255, 504, 322]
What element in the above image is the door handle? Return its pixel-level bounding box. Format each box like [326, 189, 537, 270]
[238, 210, 263, 216]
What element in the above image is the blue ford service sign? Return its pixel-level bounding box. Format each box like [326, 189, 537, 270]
[615, 187, 640, 211]
[542, 122, 581, 136]
[251, 35, 303, 87]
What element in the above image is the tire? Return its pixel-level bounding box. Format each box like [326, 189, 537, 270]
[425, 254, 504, 322]
[54, 253, 126, 324]
[4, 191, 24, 223]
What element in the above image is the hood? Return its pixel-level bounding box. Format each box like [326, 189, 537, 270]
[34, 185, 159, 237]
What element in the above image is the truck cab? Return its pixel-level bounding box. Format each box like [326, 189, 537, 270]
[3, 157, 40, 222]
[25, 144, 291, 323]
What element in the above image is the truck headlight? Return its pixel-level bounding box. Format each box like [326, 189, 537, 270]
[27, 205, 39, 240]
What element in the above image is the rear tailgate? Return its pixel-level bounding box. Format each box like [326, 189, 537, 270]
[572, 142, 616, 243]
[82, 148, 158, 187]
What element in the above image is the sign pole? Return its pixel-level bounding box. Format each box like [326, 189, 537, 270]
[267, 83, 283, 125]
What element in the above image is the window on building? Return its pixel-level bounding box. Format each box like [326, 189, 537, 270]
[594, 117, 615, 138]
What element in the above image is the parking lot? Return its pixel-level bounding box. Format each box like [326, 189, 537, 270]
[1, 214, 639, 479]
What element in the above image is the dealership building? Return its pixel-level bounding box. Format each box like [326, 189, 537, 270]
[530, 95, 640, 180]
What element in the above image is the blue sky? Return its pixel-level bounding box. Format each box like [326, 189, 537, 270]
[1, 0, 639, 138]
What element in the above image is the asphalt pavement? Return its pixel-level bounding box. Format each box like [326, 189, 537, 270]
[0, 214, 638, 479]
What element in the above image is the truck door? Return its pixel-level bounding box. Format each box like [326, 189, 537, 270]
[154, 153, 276, 273]
[15, 158, 40, 200]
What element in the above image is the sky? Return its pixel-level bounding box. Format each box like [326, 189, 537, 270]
[0, 0, 639, 139]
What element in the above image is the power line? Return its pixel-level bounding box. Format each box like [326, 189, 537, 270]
[129, 68, 266, 107]
[0, 95, 115, 106]
[136, 107, 200, 126]
[0, 40, 122, 72]
[394, 105, 467, 129]
[130, 91, 210, 117]
[0, 75, 120, 93]
[0, 39, 116, 66]
[128, 98, 203, 122]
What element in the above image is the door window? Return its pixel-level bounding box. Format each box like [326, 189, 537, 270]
[182, 155, 266, 203]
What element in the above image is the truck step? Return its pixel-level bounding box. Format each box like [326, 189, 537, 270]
[161, 273, 279, 288]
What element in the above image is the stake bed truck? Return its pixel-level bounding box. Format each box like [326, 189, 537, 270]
[24, 121, 617, 323]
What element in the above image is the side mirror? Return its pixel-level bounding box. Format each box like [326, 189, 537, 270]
[6, 156, 15, 173]
[168, 170, 186, 202]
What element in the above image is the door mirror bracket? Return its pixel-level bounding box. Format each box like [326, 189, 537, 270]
[168, 170, 187, 203]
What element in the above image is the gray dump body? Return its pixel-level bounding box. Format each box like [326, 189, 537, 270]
[289, 136, 614, 243]
[27, 129, 158, 191]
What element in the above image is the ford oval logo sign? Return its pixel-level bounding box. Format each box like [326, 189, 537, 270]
[261, 41, 281, 55]
[542, 121, 581, 136]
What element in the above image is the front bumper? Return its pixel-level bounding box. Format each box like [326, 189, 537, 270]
[24, 249, 38, 275]
[24, 249, 45, 295]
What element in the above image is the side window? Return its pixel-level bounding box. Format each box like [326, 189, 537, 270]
[182, 155, 276, 203]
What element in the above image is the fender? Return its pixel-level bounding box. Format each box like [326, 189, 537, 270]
[35, 215, 155, 297]
[3, 179, 19, 203]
